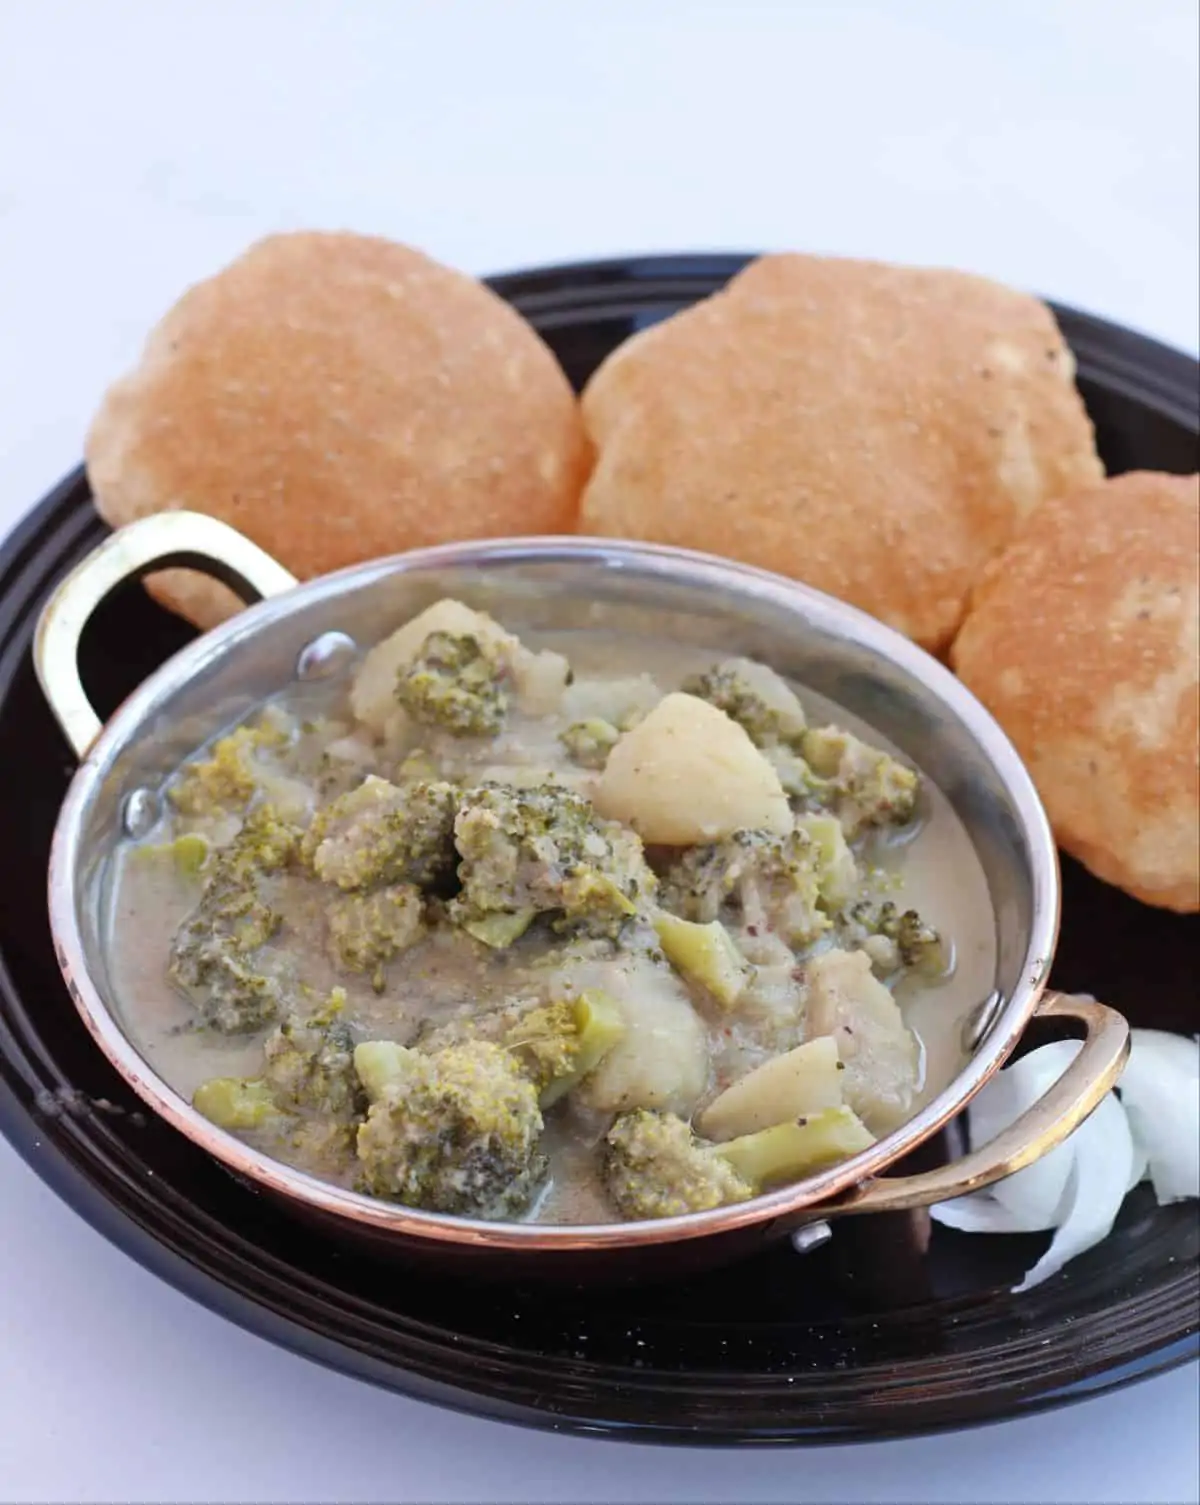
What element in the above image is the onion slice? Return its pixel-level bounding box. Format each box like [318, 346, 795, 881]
[930, 1023, 1197, 1291]
[1116, 1028, 1200, 1203]
[928, 1191, 1038, 1237]
[970, 1041, 1083, 1231]
[1011, 1086, 1135, 1292]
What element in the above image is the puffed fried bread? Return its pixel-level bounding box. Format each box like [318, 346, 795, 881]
[580, 253, 1103, 652]
[87, 232, 590, 628]
[952, 470, 1200, 912]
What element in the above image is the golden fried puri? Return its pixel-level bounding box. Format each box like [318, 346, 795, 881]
[579, 253, 1103, 652]
[86, 232, 590, 629]
[952, 471, 1200, 912]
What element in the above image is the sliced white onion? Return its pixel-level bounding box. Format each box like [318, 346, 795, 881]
[974, 1041, 1082, 1231]
[1116, 1028, 1200, 1203]
[930, 1021, 1196, 1292]
[1127, 1135, 1151, 1194]
[929, 1190, 1035, 1236]
[932, 1048, 1135, 1274]
[1011, 1087, 1135, 1292]
[930, 1097, 1146, 1244]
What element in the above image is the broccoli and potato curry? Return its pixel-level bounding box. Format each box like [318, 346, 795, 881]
[109, 598, 995, 1225]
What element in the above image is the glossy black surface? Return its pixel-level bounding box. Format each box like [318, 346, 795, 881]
[0, 256, 1197, 1444]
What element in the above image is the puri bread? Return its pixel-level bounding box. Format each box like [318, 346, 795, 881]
[579, 253, 1103, 652]
[952, 471, 1199, 912]
[86, 232, 590, 629]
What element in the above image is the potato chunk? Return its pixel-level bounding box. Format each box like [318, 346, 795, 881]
[351, 598, 568, 732]
[696, 1036, 843, 1141]
[716, 1107, 875, 1185]
[556, 955, 710, 1116]
[594, 692, 792, 845]
[804, 948, 919, 1134]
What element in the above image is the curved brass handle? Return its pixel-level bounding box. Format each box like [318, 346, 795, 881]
[818, 991, 1130, 1218]
[34, 511, 298, 760]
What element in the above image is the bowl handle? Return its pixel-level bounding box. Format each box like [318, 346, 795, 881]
[814, 990, 1130, 1219]
[34, 511, 297, 760]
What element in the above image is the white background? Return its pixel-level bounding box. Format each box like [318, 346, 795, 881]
[0, 2, 1197, 1501]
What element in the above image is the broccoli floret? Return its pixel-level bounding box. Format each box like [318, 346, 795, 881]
[555, 864, 645, 936]
[306, 775, 458, 891]
[353, 1039, 547, 1218]
[215, 803, 303, 882]
[842, 899, 946, 977]
[604, 1106, 876, 1220]
[414, 990, 626, 1107]
[262, 991, 365, 1118]
[420, 998, 592, 1089]
[193, 993, 364, 1142]
[168, 723, 286, 817]
[680, 664, 918, 839]
[449, 782, 654, 942]
[760, 732, 918, 841]
[412, 997, 532, 1056]
[658, 827, 830, 948]
[558, 718, 620, 770]
[502, 992, 626, 1105]
[287, 1116, 358, 1168]
[172, 947, 283, 1035]
[681, 659, 807, 752]
[604, 1109, 752, 1219]
[326, 883, 424, 988]
[799, 726, 918, 837]
[395, 631, 509, 738]
[168, 807, 301, 1032]
[501, 998, 593, 1102]
[659, 830, 781, 923]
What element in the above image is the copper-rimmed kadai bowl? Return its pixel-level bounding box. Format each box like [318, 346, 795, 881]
[33, 508, 1128, 1281]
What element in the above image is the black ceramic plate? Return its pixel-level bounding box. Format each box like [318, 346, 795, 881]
[1, 256, 1197, 1445]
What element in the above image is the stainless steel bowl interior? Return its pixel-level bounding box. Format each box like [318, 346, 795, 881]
[52, 537, 1059, 1245]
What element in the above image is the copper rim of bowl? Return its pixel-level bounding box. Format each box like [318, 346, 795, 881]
[46, 533, 1061, 1252]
